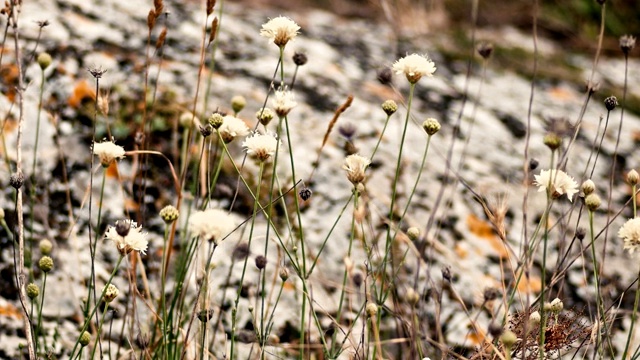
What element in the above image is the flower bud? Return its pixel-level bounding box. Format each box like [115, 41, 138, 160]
[231, 95, 246, 114]
[39, 256, 54, 273]
[581, 179, 595, 195]
[543, 133, 562, 150]
[159, 205, 179, 224]
[381, 100, 397, 116]
[549, 298, 564, 312]
[103, 284, 119, 303]
[208, 113, 224, 129]
[627, 169, 639, 186]
[529, 310, 541, 326]
[79, 331, 91, 347]
[292, 52, 308, 66]
[407, 227, 420, 241]
[585, 193, 601, 212]
[26, 283, 39, 299]
[256, 108, 275, 126]
[604, 96, 618, 111]
[422, 118, 441, 136]
[500, 330, 517, 348]
[39, 239, 53, 255]
[255, 255, 267, 270]
[366, 302, 378, 318]
[37, 52, 52, 70]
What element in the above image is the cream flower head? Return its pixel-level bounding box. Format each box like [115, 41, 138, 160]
[392, 53, 436, 84]
[619, 218, 640, 254]
[92, 139, 125, 167]
[105, 220, 148, 255]
[260, 16, 300, 47]
[102, 284, 119, 303]
[272, 87, 297, 117]
[217, 115, 250, 143]
[242, 131, 280, 162]
[343, 154, 371, 185]
[533, 169, 578, 201]
[189, 208, 236, 245]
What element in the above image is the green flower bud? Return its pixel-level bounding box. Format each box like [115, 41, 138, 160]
[37, 52, 52, 70]
[26, 283, 39, 299]
[381, 100, 397, 116]
[39, 239, 53, 255]
[38, 256, 54, 273]
[231, 95, 246, 114]
[208, 113, 224, 129]
[422, 118, 441, 136]
[159, 205, 179, 224]
[79, 331, 91, 347]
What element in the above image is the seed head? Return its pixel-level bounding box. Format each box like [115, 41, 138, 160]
[10, 172, 24, 189]
[159, 205, 179, 224]
[79, 331, 91, 347]
[279, 267, 289, 281]
[199, 124, 213, 138]
[39, 256, 54, 273]
[197, 309, 214, 322]
[293, 52, 308, 66]
[381, 100, 398, 116]
[422, 118, 441, 136]
[255, 255, 267, 270]
[627, 169, 639, 186]
[620, 35, 636, 55]
[377, 67, 393, 85]
[37, 52, 52, 70]
[576, 227, 586, 241]
[260, 16, 300, 48]
[604, 96, 618, 111]
[231, 95, 246, 114]
[477, 42, 494, 59]
[233, 243, 250, 260]
[26, 283, 39, 299]
[299, 187, 312, 201]
[352, 271, 363, 287]
[115, 220, 131, 237]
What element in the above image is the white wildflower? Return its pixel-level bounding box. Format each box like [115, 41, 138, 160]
[619, 218, 640, 254]
[242, 131, 280, 162]
[392, 53, 436, 84]
[217, 115, 250, 143]
[533, 169, 578, 201]
[343, 154, 371, 185]
[260, 16, 300, 47]
[189, 208, 236, 245]
[92, 139, 125, 167]
[105, 221, 148, 256]
[272, 87, 297, 117]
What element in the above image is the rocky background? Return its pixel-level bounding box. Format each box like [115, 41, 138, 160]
[0, 0, 639, 359]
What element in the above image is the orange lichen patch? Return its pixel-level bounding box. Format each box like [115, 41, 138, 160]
[514, 271, 542, 294]
[547, 86, 576, 101]
[283, 281, 295, 291]
[1, 64, 19, 101]
[466, 326, 487, 346]
[466, 214, 509, 259]
[105, 161, 120, 178]
[632, 129, 640, 143]
[0, 302, 23, 320]
[68, 80, 96, 108]
[125, 197, 140, 213]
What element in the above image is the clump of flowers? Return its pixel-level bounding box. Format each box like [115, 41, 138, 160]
[92, 139, 125, 167]
[533, 169, 578, 201]
[242, 131, 280, 162]
[260, 16, 300, 48]
[392, 53, 436, 84]
[217, 115, 250, 143]
[272, 87, 297, 117]
[189, 208, 236, 244]
[343, 154, 371, 185]
[105, 221, 148, 255]
[619, 218, 640, 254]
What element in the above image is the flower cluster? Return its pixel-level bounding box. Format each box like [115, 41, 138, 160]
[242, 131, 280, 162]
[260, 16, 300, 47]
[92, 139, 125, 167]
[189, 208, 236, 244]
[105, 221, 148, 255]
[392, 53, 436, 84]
[533, 169, 578, 201]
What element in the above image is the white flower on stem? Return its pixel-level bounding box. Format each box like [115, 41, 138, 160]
[619, 218, 640, 254]
[533, 169, 578, 201]
[189, 208, 236, 245]
[92, 139, 125, 167]
[272, 87, 297, 117]
[343, 154, 371, 185]
[260, 16, 300, 47]
[392, 53, 436, 84]
[105, 220, 148, 256]
[217, 115, 250, 143]
[242, 131, 280, 162]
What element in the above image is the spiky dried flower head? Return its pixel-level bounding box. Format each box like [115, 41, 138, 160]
[105, 221, 148, 256]
[37, 52, 52, 70]
[10, 171, 24, 189]
[26, 283, 39, 299]
[231, 95, 246, 114]
[620, 34, 636, 55]
[217, 115, 250, 143]
[260, 16, 300, 47]
[39, 239, 53, 255]
[272, 87, 297, 117]
[103, 284, 119, 303]
[627, 169, 639, 186]
[392, 53, 436, 84]
[93, 139, 126, 167]
[88, 66, 107, 79]
[39, 256, 54, 273]
[533, 169, 579, 201]
[159, 205, 179, 224]
[604, 96, 618, 111]
[381, 99, 398, 115]
[581, 179, 596, 195]
[293, 51, 308, 66]
[208, 112, 224, 129]
[256, 108, 275, 126]
[242, 131, 280, 162]
[343, 154, 371, 185]
[585, 193, 601, 211]
[188, 208, 235, 244]
[619, 218, 640, 254]
[422, 118, 441, 136]
[477, 42, 494, 59]
[255, 255, 267, 270]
